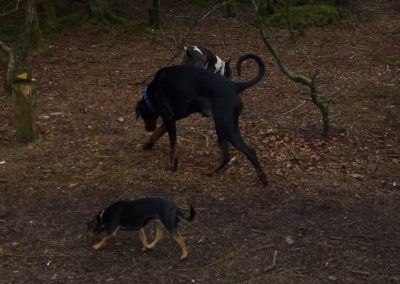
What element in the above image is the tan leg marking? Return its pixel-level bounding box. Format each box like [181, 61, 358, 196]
[92, 227, 119, 250]
[147, 222, 164, 249]
[138, 228, 151, 251]
[172, 233, 188, 260]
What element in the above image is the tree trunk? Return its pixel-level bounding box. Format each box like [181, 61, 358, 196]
[89, 0, 127, 24]
[0, 40, 15, 97]
[39, 0, 59, 32]
[222, 2, 237, 18]
[266, 0, 276, 15]
[31, 0, 46, 53]
[12, 73, 36, 143]
[148, 0, 161, 29]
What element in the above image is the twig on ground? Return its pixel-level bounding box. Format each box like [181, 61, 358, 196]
[195, 127, 210, 147]
[273, 100, 306, 118]
[264, 250, 278, 272]
[349, 269, 370, 276]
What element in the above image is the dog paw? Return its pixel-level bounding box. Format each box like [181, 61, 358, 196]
[92, 244, 101, 250]
[142, 142, 154, 150]
[180, 253, 188, 260]
[141, 246, 152, 252]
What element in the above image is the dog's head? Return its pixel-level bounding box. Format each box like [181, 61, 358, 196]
[135, 100, 158, 132]
[87, 210, 106, 234]
[182, 46, 209, 68]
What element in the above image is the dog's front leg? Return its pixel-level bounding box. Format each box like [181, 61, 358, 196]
[138, 228, 151, 251]
[165, 121, 178, 171]
[143, 124, 167, 150]
[172, 233, 188, 260]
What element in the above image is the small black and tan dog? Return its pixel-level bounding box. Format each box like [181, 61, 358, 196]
[135, 54, 268, 186]
[87, 197, 196, 260]
[182, 45, 232, 79]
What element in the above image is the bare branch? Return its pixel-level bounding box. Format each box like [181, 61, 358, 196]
[252, 0, 330, 133]
[1, 0, 21, 16]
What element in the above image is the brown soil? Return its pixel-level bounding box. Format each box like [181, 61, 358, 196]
[1, 1, 399, 283]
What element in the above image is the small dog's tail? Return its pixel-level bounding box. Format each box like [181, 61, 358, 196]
[234, 54, 265, 93]
[178, 205, 196, 223]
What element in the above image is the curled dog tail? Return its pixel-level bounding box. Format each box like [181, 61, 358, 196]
[234, 54, 266, 93]
[178, 205, 196, 223]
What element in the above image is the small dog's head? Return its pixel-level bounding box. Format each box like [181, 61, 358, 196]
[135, 100, 158, 132]
[182, 46, 208, 68]
[87, 210, 106, 234]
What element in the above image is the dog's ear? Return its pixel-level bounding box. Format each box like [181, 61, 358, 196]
[185, 48, 193, 58]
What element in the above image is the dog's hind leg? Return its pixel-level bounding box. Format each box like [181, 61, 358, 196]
[165, 121, 178, 171]
[228, 130, 268, 186]
[146, 222, 164, 249]
[143, 124, 167, 150]
[138, 228, 152, 251]
[92, 227, 120, 250]
[206, 135, 230, 176]
[172, 232, 189, 260]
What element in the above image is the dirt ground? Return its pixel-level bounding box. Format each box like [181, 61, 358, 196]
[1, 1, 400, 283]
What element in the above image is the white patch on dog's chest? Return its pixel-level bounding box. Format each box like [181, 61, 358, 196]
[214, 56, 225, 76]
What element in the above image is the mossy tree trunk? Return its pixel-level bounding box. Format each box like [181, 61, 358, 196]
[148, 0, 161, 29]
[12, 77, 36, 143]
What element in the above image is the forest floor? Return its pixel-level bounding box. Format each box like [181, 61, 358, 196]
[1, 0, 400, 283]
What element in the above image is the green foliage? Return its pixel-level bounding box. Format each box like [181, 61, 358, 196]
[267, 4, 340, 28]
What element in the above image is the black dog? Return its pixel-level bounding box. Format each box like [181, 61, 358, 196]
[182, 45, 232, 79]
[88, 197, 196, 260]
[135, 54, 268, 186]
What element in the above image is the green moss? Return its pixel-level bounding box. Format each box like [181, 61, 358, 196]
[267, 4, 340, 28]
